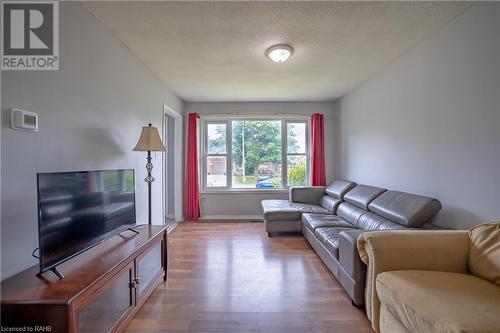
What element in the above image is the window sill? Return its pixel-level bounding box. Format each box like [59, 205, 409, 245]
[200, 189, 289, 194]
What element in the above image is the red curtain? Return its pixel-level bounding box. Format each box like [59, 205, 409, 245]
[184, 113, 201, 220]
[311, 113, 326, 186]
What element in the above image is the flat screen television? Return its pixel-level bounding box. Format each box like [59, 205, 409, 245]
[37, 169, 136, 274]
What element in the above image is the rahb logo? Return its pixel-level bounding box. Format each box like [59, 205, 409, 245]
[1, 1, 59, 70]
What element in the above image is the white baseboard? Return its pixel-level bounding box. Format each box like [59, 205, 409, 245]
[201, 215, 263, 220]
[165, 214, 184, 221]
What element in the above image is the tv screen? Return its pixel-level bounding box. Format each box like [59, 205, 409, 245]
[37, 169, 136, 273]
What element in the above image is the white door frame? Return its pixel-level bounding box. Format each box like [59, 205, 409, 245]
[162, 104, 183, 222]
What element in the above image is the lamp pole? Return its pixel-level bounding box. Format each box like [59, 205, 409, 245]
[145, 150, 154, 224]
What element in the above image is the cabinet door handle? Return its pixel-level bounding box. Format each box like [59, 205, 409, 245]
[135, 277, 140, 285]
[129, 281, 136, 289]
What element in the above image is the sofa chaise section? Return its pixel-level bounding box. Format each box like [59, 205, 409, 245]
[261, 200, 302, 234]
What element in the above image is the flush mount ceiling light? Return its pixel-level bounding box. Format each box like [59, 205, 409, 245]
[266, 44, 293, 63]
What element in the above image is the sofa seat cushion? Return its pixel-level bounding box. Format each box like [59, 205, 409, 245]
[377, 270, 500, 333]
[293, 203, 331, 214]
[261, 200, 301, 221]
[302, 213, 353, 231]
[315, 227, 356, 259]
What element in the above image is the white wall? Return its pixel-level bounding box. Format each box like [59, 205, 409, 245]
[184, 102, 336, 218]
[336, 3, 500, 229]
[0, 2, 183, 279]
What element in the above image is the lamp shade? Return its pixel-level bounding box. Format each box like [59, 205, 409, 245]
[133, 123, 166, 152]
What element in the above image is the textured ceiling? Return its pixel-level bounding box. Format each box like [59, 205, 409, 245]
[84, 1, 471, 102]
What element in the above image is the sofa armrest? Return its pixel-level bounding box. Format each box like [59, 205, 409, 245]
[289, 186, 326, 205]
[357, 230, 469, 332]
[339, 229, 366, 282]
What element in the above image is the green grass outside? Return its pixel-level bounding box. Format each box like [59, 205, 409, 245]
[232, 176, 257, 185]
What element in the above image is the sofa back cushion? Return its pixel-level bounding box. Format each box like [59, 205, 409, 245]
[356, 212, 406, 231]
[368, 191, 442, 228]
[319, 195, 342, 214]
[468, 222, 500, 286]
[325, 180, 357, 199]
[337, 202, 366, 225]
[343, 185, 386, 210]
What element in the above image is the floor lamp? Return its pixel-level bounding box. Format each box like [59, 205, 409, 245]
[133, 123, 166, 225]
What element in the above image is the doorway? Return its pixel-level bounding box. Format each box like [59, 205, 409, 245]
[162, 104, 183, 226]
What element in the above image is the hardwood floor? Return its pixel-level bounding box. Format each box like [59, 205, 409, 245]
[124, 222, 373, 333]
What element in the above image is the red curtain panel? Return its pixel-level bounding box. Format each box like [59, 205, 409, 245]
[311, 113, 326, 186]
[184, 113, 201, 220]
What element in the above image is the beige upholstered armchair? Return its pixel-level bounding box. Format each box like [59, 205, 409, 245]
[357, 224, 500, 333]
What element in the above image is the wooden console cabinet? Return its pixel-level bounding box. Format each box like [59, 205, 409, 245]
[1, 224, 168, 333]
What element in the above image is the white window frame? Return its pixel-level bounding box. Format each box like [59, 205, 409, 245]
[204, 121, 230, 188]
[200, 115, 310, 192]
[284, 120, 309, 187]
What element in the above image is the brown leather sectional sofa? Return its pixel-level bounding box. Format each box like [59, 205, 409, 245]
[261, 179, 442, 306]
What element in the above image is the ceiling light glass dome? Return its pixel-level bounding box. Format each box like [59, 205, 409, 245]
[266, 44, 293, 63]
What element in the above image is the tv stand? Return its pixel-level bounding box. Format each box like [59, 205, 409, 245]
[51, 266, 65, 279]
[1, 224, 168, 333]
[36, 266, 66, 279]
[126, 226, 140, 234]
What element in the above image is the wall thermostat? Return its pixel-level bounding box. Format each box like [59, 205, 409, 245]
[10, 108, 39, 132]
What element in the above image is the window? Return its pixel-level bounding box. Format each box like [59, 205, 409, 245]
[202, 118, 309, 190]
[286, 122, 307, 187]
[206, 122, 227, 187]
